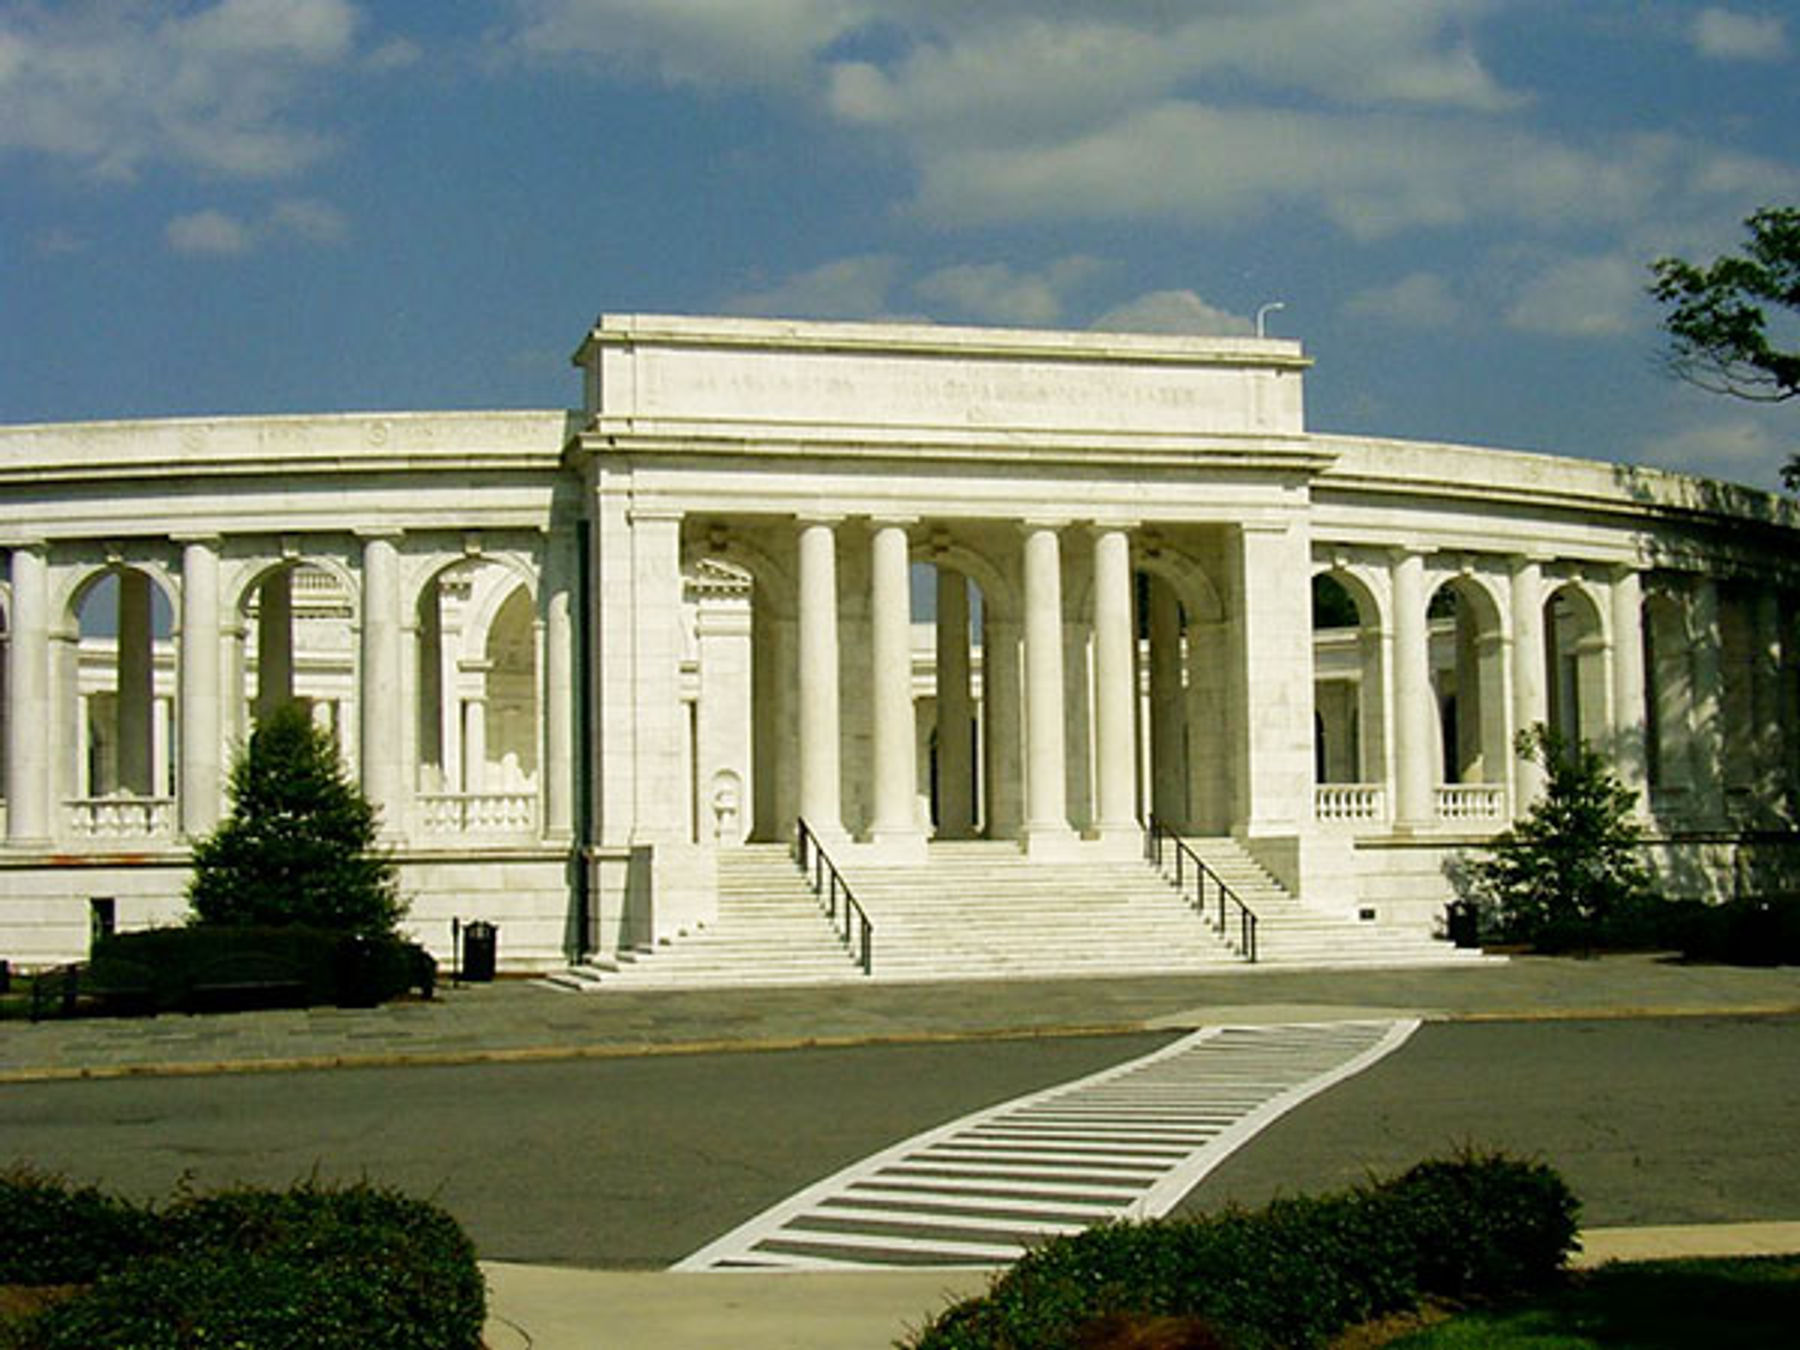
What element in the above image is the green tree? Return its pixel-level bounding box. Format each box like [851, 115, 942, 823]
[1469, 724, 1654, 951]
[1650, 206, 1800, 485]
[188, 702, 403, 938]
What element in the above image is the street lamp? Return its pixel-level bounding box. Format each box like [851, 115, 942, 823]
[1255, 301, 1286, 338]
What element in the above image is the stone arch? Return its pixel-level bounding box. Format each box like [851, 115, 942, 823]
[232, 555, 358, 746]
[414, 555, 541, 806]
[1129, 544, 1229, 834]
[1545, 579, 1610, 746]
[909, 536, 1011, 840]
[68, 563, 178, 802]
[1426, 571, 1509, 787]
[1310, 565, 1387, 790]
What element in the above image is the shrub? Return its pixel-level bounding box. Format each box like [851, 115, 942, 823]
[0, 1168, 155, 1285]
[1674, 893, 1800, 966]
[1379, 1151, 1580, 1299]
[13, 1180, 485, 1350]
[903, 1151, 1580, 1350]
[188, 702, 403, 939]
[1468, 725, 1655, 951]
[84, 926, 434, 1012]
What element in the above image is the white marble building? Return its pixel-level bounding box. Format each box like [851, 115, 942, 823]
[2, 314, 1796, 973]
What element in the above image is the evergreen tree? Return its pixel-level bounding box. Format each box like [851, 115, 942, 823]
[188, 702, 403, 938]
[1470, 724, 1654, 951]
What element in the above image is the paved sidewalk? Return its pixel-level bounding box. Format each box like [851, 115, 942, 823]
[5, 953, 1799, 1083]
[479, 1222, 1800, 1349]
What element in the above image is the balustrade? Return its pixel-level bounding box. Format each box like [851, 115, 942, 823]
[1433, 784, 1508, 821]
[64, 795, 176, 840]
[417, 792, 538, 836]
[1314, 784, 1387, 823]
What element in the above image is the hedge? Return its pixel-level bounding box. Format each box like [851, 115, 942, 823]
[904, 1151, 1580, 1350]
[0, 1176, 484, 1350]
[84, 925, 435, 1014]
[0, 1168, 155, 1285]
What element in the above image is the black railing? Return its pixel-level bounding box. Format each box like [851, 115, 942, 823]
[794, 818, 874, 975]
[1145, 817, 1259, 962]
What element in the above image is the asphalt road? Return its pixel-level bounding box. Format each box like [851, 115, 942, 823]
[3, 1016, 1795, 1268]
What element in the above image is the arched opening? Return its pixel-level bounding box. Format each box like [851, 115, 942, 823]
[416, 559, 539, 834]
[1544, 583, 1608, 746]
[241, 561, 354, 755]
[1311, 572, 1366, 785]
[1132, 549, 1230, 835]
[1426, 576, 1509, 806]
[73, 568, 176, 802]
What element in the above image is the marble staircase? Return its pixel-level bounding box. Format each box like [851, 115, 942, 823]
[546, 835, 1484, 991]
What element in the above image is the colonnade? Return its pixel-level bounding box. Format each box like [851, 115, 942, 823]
[2, 532, 578, 849]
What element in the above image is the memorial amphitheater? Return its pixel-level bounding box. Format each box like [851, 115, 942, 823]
[2, 314, 1796, 984]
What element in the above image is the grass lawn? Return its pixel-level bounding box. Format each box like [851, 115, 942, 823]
[1381, 1256, 1800, 1348]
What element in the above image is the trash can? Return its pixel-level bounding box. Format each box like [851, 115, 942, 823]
[1445, 901, 1480, 949]
[461, 921, 497, 983]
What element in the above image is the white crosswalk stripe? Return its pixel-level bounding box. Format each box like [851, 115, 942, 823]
[674, 1018, 1419, 1271]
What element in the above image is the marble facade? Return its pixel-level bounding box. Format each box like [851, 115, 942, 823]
[2, 314, 1796, 971]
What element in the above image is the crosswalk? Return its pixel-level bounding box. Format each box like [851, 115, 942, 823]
[674, 1018, 1420, 1271]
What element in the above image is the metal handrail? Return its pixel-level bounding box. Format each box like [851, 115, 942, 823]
[1145, 817, 1259, 962]
[794, 818, 874, 975]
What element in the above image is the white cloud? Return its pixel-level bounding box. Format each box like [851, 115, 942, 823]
[166, 209, 255, 255]
[913, 257, 1102, 327]
[1090, 290, 1251, 337]
[495, 2, 1795, 250]
[720, 255, 905, 320]
[1692, 8, 1788, 62]
[1503, 254, 1646, 338]
[501, 0, 864, 87]
[164, 198, 350, 255]
[0, 0, 363, 179]
[268, 197, 349, 244]
[1637, 412, 1794, 486]
[1345, 273, 1464, 328]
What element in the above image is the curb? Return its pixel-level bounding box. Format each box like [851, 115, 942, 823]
[4, 1002, 1798, 1085]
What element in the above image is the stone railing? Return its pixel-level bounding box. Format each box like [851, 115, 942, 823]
[64, 795, 177, 839]
[417, 792, 538, 837]
[1434, 784, 1508, 822]
[1314, 783, 1387, 823]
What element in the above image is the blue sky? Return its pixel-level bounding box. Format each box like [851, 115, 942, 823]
[3, 1, 1796, 489]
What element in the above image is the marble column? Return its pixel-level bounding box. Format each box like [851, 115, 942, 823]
[797, 518, 843, 837]
[868, 520, 921, 850]
[179, 537, 223, 835]
[1392, 549, 1434, 829]
[935, 569, 974, 839]
[462, 696, 487, 793]
[983, 611, 1024, 839]
[1509, 556, 1548, 812]
[255, 568, 293, 722]
[1148, 574, 1185, 827]
[116, 569, 155, 796]
[1021, 523, 1073, 853]
[360, 534, 403, 830]
[1090, 526, 1138, 845]
[5, 544, 51, 842]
